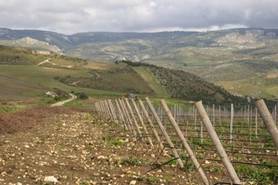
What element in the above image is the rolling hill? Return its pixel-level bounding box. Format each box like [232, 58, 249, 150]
[0, 45, 246, 105]
[0, 28, 277, 99]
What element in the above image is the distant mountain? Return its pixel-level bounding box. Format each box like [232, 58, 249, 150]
[0, 37, 61, 53]
[0, 27, 278, 99]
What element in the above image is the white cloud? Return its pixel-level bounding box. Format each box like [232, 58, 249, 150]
[0, 0, 277, 33]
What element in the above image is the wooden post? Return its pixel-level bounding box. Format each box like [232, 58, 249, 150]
[213, 104, 216, 125]
[105, 100, 113, 120]
[99, 101, 106, 118]
[185, 121, 189, 137]
[219, 105, 222, 126]
[195, 101, 241, 184]
[256, 99, 278, 148]
[274, 104, 277, 126]
[108, 99, 118, 122]
[250, 106, 253, 143]
[230, 104, 234, 144]
[115, 99, 128, 130]
[104, 100, 111, 120]
[131, 99, 154, 147]
[125, 98, 143, 138]
[255, 108, 258, 138]
[119, 99, 137, 136]
[200, 120, 203, 144]
[99, 101, 105, 118]
[146, 97, 184, 168]
[194, 107, 197, 130]
[247, 104, 250, 124]
[138, 99, 164, 149]
[161, 100, 210, 185]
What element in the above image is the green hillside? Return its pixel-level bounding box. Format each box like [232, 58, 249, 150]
[0, 46, 123, 101]
[0, 45, 247, 105]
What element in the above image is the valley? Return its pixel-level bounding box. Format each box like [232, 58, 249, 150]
[0, 28, 278, 99]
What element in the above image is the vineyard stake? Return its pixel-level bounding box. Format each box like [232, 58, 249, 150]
[230, 104, 234, 144]
[104, 100, 113, 120]
[256, 99, 278, 148]
[218, 105, 222, 126]
[108, 99, 118, 123]
[125, 98, 143, 138]
[131, 99, 154, 147]
[146, 97, 184, 168]
[274, 104, 277, 126]
[161, 99, 210, 185]
[213, 104, 216, 125]
[119, 98, 137, 136]
[115, 99, 128, 130]
[255, 108, 258, 138]
[195, 101, 241, 184]
[138, 99, 164, 150]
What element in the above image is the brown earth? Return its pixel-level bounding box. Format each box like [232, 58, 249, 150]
[0, 108, 201, 185]
[0, 107, 79, 135]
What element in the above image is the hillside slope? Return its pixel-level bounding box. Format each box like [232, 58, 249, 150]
[1, 28, 277, 99]
[0, 45, 245, 104]
[0, 46, 122, 101]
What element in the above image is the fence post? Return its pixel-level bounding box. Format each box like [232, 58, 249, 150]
[230, 104, 234, 144]
[108, 99, 118, 123]
[219, 105, 222, 126]
[99, 101, 106, 119]
[105, 100, 113, 120]
[131, 99, 154, 147]
[247, 104, 250, 125]
[161, 100, 210, 185]
[194, 107, 197, 130]
[213, 104, 216, 125]
[255, 108, 258, 138]
[200, 120, 203, 144]
[115, 99, 128, 130]
[195, 101, 241, 184]
[146, 97, 184, 168]
[119, 99, 137, 136]
[125, 98, 143, 138]
[255, 99, 278, 148]
[274, 104, 277, 126]
[138, 99, 164, 150]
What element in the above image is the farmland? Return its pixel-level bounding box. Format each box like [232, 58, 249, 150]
[0, 44, 277, 185]
[95, 98, 278, 184]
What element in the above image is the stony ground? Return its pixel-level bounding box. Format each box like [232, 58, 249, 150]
[0, 108, 201, 185]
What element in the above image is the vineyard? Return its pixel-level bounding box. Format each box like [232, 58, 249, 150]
[94, 98, 278, 185]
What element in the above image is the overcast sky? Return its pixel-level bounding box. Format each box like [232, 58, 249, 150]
[0, 0, 277, 34]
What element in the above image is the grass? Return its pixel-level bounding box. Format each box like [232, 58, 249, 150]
[56, 64, 155, 95]
[133, 66, 168, 97]
[235, 164, 277, 184]
[0, 102, 27, 113]
[120, 157, 145, 166]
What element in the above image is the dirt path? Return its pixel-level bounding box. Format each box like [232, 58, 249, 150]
[37, 59, 53, 66]
[51, 93, 77, 107]
[0, 110, 200, 185]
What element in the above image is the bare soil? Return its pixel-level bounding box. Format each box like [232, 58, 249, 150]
[0, 108, 201, 185]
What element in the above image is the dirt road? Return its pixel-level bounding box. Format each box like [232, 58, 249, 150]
[51, 93, 77, 107]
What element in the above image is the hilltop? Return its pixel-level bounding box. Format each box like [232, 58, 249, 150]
[0, 28, 277, 99]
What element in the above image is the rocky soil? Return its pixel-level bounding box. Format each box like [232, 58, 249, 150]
[0, 108, 201, 185]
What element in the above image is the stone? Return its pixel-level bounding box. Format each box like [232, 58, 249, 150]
[130, 180, 137, 185]
[44, 176, 58, 184]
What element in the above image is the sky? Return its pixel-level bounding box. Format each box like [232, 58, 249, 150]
[0, 0, 277, 34]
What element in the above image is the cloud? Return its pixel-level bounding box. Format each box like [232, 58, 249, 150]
[0, 0, 277, 33]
